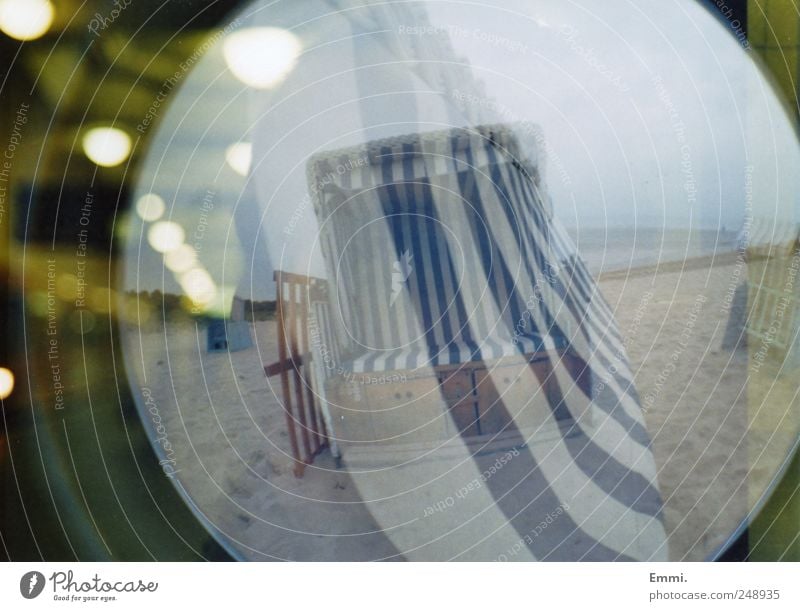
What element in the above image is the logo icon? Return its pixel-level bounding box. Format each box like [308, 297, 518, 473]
[20, 571, 45, 599]
[390, 249, 414, 306]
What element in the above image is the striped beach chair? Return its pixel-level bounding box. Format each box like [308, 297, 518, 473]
[278, 123, 667, 559]
[307, 125, 606, 445]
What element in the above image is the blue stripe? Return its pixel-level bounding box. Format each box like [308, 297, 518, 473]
[420, 181, 456, 347]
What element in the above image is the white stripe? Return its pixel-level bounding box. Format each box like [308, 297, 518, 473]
[349, 163, 363, 190]
[433, 154, 448, 176]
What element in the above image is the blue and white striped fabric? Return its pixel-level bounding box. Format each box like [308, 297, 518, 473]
[306, 122, 667, 561]
[309, 125, 575, 373]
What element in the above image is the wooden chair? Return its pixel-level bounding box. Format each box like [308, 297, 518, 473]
[264, 271, 332, 477]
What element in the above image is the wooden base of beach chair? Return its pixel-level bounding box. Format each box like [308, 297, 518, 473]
[324, 351, 593, 458]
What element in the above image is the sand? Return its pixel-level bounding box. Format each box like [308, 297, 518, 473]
[121, 255, 799, 561]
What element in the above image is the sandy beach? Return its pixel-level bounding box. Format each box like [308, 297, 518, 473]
[121, 253, 799, 561]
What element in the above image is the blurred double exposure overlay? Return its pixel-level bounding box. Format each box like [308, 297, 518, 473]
[1, 0, 799, 561]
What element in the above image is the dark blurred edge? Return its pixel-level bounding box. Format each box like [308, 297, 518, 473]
[0, 0, 238, 561]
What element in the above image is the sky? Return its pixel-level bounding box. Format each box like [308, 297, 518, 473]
[123, 0, 800, 301]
